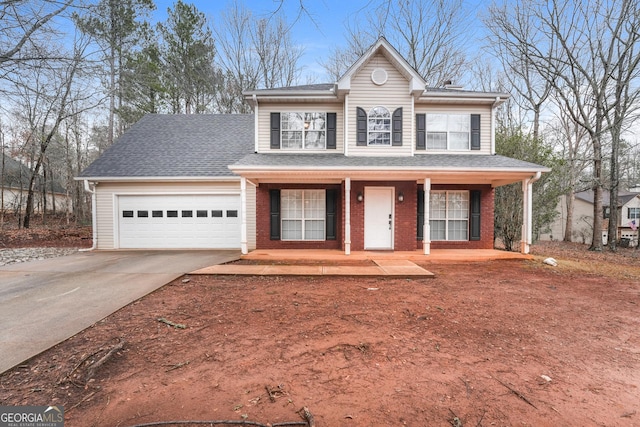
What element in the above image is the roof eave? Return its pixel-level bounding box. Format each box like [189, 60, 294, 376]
[74, 176, 241, 182]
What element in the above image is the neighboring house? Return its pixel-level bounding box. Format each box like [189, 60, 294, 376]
[77, 37, 549, 254]
[1, 153, 70, 214]
[540, 190, 640, 246]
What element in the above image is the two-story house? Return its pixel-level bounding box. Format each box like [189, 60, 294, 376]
[77, 37, 548, 254]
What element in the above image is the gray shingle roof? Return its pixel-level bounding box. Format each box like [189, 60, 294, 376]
[2, 154, 66, 193]
[78, 114, 254, 178]
[575, 190, 640, 207]
[232, 153, 548, 171]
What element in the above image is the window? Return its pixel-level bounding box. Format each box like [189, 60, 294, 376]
[122, 210, 134, 218]
[137, 210, 148, 218]
[281, 112, 326, 149]
[226, 210, 238, 218]
[197, 210, 208, 218]
[181, 210, 193, 217]
[629, 207, 640, 220]
[430, 191, 469, 241]
[211, 210, 223, 217]
[152, 210, 163, 218]
[426, 114, 470, 150]
[368, 106, 391, 145]
[167, 210, 178, 218]
[281, 190, 325, 240]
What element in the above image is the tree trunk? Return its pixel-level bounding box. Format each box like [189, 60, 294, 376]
[563, 192, 574, 242]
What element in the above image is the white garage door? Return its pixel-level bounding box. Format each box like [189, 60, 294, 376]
[118, 195, 241, 249]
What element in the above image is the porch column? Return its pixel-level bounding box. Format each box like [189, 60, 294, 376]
[344, 177, 351, 255]
[521, 172, 542, 254]
[521, 177, 533, 254]
[240, 177, 248, 255]
[423, 178, 431, 255]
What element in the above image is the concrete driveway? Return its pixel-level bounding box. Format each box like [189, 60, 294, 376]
[0, 250, 239, 374]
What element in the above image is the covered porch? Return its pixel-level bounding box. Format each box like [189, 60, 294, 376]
[231, 153, 549, 257]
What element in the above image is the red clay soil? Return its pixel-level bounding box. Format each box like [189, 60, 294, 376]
[1, 241, 639, 427]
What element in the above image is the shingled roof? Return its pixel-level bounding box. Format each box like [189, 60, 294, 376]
[78, 114, 254, 179]
[232, 152, 547, 170]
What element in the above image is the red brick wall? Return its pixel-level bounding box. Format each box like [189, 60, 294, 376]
[423, 184, 495, 250]
[256, 184, 342, 250]
[255, 182, 495, 251]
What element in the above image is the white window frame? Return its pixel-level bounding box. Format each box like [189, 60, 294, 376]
[281, 189, 326, 241]
[429, 190, 470, 241]
[426, 114, 470, 151]
[629, 207, 640, 220]
[368, 106, 391, 146]
[281, 112, 327, 150]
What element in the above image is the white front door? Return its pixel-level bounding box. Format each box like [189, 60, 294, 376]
[364, 187, 394, 250]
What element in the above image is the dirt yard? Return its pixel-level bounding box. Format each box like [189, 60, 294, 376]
[0, 232, 639, 426]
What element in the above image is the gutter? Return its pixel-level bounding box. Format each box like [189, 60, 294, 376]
[79, 179, 97, 252]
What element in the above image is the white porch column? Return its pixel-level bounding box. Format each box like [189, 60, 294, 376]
[423, 178, 431, 255]
[240, 177, 248, 255]
[521, 178, 533, 254]
[344, 177, 351, 255]
[521, 172, 541, 254]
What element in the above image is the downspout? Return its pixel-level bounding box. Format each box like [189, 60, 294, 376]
[344, 94, 349, 157]
[253, 94, 259, 153]
[522, 171, 542, 254]
[79, 179, 97, 252]
[491, 96, 501, 155]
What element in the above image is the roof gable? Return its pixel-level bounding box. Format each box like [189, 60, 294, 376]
[337, 37, 426, 96]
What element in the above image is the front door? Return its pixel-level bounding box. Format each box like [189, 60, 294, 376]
[364, 187, 394, 250]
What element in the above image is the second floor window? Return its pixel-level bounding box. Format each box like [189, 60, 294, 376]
[368, 106, 391, 145]
[281, 112, 326, 150]
[426, 114, 470, 150]
[629, 207, 640, 220]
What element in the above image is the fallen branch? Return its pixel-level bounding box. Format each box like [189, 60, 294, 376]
[298, 406, 315, 427]
[448, 408, 463, 427]
[493, 376, 537, 409]
[164, 361, 189, 372]
[157, 317, 186, 329]
[86, 339, 125, 381]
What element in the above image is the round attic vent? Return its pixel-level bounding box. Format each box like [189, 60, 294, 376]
[371, 68, 388, 85]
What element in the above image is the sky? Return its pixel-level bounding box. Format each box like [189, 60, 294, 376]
[152, 0, 375, 80]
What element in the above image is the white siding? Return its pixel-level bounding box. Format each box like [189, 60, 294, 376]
[93, 181, 255, 250]
[414, 104, 493, 155]
[257, 103, 343, 153]
[347, 53, 413, 156]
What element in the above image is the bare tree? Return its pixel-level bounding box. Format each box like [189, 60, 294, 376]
[322, 0, 470, 85]
[9, 31, 94, 228]
[0, 0, 73, 69]
[213, 0, 304, 113]
[486, 0, 640, 251]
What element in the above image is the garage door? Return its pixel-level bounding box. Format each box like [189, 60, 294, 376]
[118, 195, 241, 249]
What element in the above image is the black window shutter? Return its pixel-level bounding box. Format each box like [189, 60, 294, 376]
[470, 114, 481, 150]
[326, 189, 337, 240]
[470, 190, 481, 241]
[417, 188, 425, 241]
[392, 107, 403, 146]
[326, 112, 337, 149]
[270, 113, 281, 149]
[269, 189, 281, 240]
[416, 113, 426, 150]
[356, 107, 367, 146]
